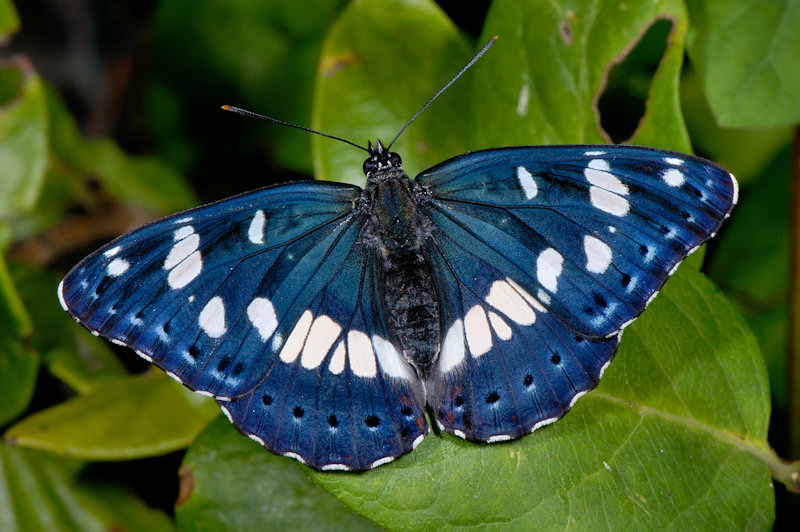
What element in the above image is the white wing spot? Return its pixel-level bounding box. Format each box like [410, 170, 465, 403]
[167, 250, 203, 288]
[103, 246, 121, 257]
[516, 166, 538, 199]
[662, 168, 685, 187]
[439, 319, 465, 373]
[583, 235, 613, 274]
[585, 161, 628, 195]
[584, 150, 605, 156]
[164, 233, 199, 270]
[373, 335, 409, 379]
[464, 305, 493, 357]
[506, 278, 547, 312]
[247, 297, 278, 341]
[199, 296, 227, 338]
[486, 280, 536, 325]
[248, 210, 266, 244]
[347, 330, 377, 378]
[301, 315, 342, 370]
[106, 258, 130, 277]
[173, 225, 195, 241]
[279, 310, 313, 363]
[488, 311, 512, 341]
[329, 340, 346, 375]
[590, 187, 630, 216]
[608, 226, 617, 233]
[536, 248, 564, 293]
[664, 157, 684, 166]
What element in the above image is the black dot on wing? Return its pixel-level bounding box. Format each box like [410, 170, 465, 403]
[232, 362, 244, 376]
[551, 354, 561, 364]
[639, 244, 648, 256]
[584, 307, 596, 317]
[188, 345, 200, 358]
[574, 335, 584, 343]
[400, 426, 411, 439]
[621, 273, 631, 287]
[262, 394, 272, 405]
[365, 415, 380, 428]
[162, 321, 171, 334]
[454, 395, 464, 407]
[593, 293, 607, 308]
[217, 358, 230, 371]
[523, 374, 533, 387]
[401, 406, 413, 416]
[486, 391, 500, 404]
[293, 406, 304, 419]
[328, 414, 338, 427]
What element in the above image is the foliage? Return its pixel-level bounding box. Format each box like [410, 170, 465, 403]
[1, 0, 798, 530]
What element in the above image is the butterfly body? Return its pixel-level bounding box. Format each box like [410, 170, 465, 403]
[59, 141, 736, 470]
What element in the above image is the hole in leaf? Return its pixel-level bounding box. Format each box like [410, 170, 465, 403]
[598, 18, 672, 143]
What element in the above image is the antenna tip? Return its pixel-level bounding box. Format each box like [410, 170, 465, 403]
[491, 35, 499, 42]
[221, 105, 231, 111]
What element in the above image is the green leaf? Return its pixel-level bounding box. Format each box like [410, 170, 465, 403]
[473, 0, 690, 151]
[0, 0, 19, 43]
[175, 417, 380, 532]
[0, 254, 38, 426]
[9, 262, 125, 394]
[686, 0, 800, 128]
[307, 268, 772, 529]
[0, 59, 48, 218]
[5, 373, 219, 460]
[0, 446, 173, 532]
[312, 0, 472, 186]
[46, 89, 197, 215]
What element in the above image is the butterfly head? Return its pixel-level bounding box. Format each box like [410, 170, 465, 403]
[363, 139, 402, 178]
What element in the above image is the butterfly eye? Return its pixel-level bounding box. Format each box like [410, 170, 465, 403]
[389, 152, 402, 167]
[363, 157, 378, 176]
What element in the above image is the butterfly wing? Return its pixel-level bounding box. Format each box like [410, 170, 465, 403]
[422, 227, 618, 441]
[417, 145, 737, 339]
[59, 181, 426, 470]
[415, 145, 736, 440]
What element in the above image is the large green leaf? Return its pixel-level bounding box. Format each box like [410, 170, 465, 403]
[0, 59, 48, 218]
[5, 373, 218, 460]
[308, 268, 773, 529]
[472, 0, 690, 151]
[312, 0, 472, 186]
[175, 417, 380, 532]
[686, 0, 800, 128]
[0, 255, 37, 426]
[0, 446, 173, 531]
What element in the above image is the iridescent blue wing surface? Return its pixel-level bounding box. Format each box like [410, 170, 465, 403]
[59, 181, 426, 470]
[416, 145, 737, 440]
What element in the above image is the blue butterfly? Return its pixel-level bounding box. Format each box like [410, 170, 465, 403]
[58, 42, 737, 471]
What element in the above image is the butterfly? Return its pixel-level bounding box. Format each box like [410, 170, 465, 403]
[58, 40, 738, 471]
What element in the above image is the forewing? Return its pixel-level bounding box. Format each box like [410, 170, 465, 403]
[417, 145, 737, 339]
[422, 227, 618, 441]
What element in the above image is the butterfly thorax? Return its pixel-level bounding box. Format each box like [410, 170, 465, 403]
[360, 140, 440, 378]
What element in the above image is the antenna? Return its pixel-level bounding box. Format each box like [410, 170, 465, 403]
[387, 36, 497, 150]
[221, 36, 497, 154]
[220, 105, 369, 153]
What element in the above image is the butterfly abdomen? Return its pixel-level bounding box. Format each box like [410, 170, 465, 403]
[380, 248, 440, 378]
